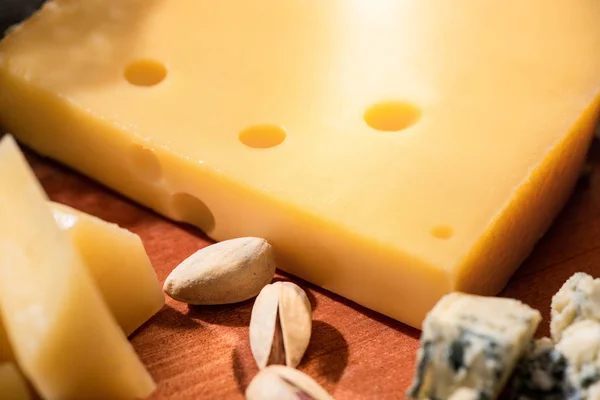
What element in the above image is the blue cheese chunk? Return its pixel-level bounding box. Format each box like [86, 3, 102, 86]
[551, 272, 600, 342]
[556, 320, 600, 399]
[508, 338, 567, 400]
[407, 293, 541, 400]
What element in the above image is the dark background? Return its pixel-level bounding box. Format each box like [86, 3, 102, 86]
[0, 0, 45, 37]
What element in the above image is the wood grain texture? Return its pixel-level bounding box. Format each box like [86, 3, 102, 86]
[25, 139, 600, 400]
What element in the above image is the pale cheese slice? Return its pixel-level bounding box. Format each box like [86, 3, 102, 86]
[0, 135, 155, 400]
[0, 202, 164, 363]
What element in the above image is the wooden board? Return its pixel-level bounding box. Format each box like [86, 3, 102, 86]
[26, 139, 600, 400]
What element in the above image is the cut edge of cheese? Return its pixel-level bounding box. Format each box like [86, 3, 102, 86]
[454, 93, 600, 294]
[49, 201, 165, 336]
[0, 135, 155, 399]
[0, 363, 32, 400]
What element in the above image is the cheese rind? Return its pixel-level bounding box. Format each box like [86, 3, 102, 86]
[1, 0, 599, 327]
[0, 363, 31, 400]
[408, 293, 541, 400]
[50, 201, 164, 336]
[0, 136, 155, 400]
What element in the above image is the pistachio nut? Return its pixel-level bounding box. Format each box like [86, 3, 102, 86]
[449, 388, 479, 400]
[163, 237, 276, 305]
[249, 281, 312, 369]
[245, 365, 334, 400]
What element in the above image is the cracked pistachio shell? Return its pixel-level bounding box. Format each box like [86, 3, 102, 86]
[245, 365, 334, 400]
[249, 281, 312, 369]
[163, 237, 276, 305]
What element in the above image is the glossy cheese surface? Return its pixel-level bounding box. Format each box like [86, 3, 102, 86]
[1, 0, 599, 327]
[0, 136, 155, 400]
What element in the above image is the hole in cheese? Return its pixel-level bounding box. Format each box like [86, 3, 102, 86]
[364, 101, 421, 132]
[431, 225, 454, 240]
[129, 144, 162, 182]
[171, 192, 215, 234]
[239, 124, 287, 149]
[124, 59, 167, 87]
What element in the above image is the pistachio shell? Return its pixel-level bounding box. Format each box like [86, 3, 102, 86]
[249, 283, 280, 369]
[245, 365, 334, 400]
[279, 282, 312, 368]
[163, 237, 276, 305]
[249, 282, 312, 369]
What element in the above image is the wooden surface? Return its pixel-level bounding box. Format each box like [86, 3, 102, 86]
[26, 139, 600, 400]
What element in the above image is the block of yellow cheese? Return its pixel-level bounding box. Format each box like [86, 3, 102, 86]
[0, 363, 31, 400]
[0, 136, 155, 400]
[0, 202, 164, 362]
[0, 0, 599, 328]
[49, 201, 164, 336]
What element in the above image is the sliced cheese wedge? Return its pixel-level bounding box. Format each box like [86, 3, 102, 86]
[0, 202, 164, 363]
[0, 363, 31, 400]
[49, 202, 164, 336]
[0, 135, 155, 400]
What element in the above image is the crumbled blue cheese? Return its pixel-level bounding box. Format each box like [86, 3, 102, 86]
[508, 338, 567, 400]
[556, 320, 600, 399]
[551, 273, 600, 342]
[407, 293, 541, 400]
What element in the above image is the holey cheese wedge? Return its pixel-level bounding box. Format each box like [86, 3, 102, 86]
[1, 1, 600, 328]
[0, 136, 155, 400]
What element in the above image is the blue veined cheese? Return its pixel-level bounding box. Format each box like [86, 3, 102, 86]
[508, 338, 567, 400]
[510, 273, 600, 400]
[551, 272, 600, 342]
[407, 293, 541, 400]
[556, 320, 600, 400]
